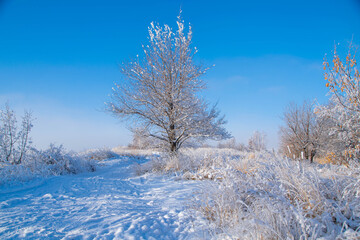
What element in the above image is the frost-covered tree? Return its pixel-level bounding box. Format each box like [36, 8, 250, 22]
[107, 15, 230, 152]
[217, 137, 247, 151]
[323, 43, 360, 113]
[248, 131, 267, 151]
[316, 43, 360, 164]
[0, 103, 33, 164]
[128, 128, 160, 149]
[280, 101, 325, 163]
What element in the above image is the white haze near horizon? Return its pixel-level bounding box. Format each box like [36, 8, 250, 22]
[0, 55, 327, 151]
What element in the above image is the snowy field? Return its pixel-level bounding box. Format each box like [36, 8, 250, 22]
[0, 156, 207, 239]
[1, 148, 359, 239]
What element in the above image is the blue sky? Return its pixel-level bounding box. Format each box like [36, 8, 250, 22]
[0, 0, 359, 151]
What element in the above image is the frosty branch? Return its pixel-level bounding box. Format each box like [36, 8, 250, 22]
[107, 15, 230, 152]
[0, 103, 33, 164]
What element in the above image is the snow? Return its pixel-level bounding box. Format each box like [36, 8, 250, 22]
[0, 156, 207, 239]
[2, 148, 358, 239]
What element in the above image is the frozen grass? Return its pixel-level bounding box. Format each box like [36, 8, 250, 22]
[0, 145, 96, 186]
[111, 145, 158, 157]
[0, 145, 157, 186]
[139, 147, 360, 239]
[3, 145, 359, 238]
[81, 147, 119, 161]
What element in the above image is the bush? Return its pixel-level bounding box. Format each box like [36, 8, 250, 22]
[135, 148, 360, 239]
[0, 144, 96, 185]
[190, 151, 360, 239]
[32, 144, 96, 174]
[81, 147, 119, 161]
[0, 104, 96, 186]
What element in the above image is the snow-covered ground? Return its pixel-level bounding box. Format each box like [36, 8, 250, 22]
[2, 148, 359, 239]
[0, 156, 207, 239]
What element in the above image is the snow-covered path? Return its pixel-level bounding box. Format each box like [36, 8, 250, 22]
[0, 157, 206, 239]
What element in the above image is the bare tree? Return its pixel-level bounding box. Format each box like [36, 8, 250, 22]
[0, 103, 33, 164]
[248, 131, 267, 152]
[0, 104, 17, 163]
[17, 111, 33, 163]
[279, 101, 325, 163]
[128, 128, 160, 150]
[107, 15, 230, 152]
[218, 138, 247, 151]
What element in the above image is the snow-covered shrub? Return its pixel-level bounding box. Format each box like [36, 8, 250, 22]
[112, 145, 156, 157]
[131, 147, 360, 238]
[0, 144, 96, 185]
[0, 163, 38, 185]
[29, 144, 95, 175]
[81, 147, 119, 161]
[0, 104, 96, 186]
[191, 152, 360, 239]
[136, 147, 264, 179]
[134, 154, 167, 175]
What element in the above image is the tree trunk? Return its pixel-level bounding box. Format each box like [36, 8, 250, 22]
[170, 142, 177, 152]
[303, 147, 308, 160]
[169, 122, 177, 152]
[309, 149, 316, 164]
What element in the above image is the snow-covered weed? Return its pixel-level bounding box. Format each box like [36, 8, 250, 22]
[139, 148, 360, 239]
[131, 147, 360, 238]
[112, 145, 156, 157]
[31, 144, 96, 174]
[186, 150, 360, 239]
[0, 144, 96, 185]
[134, 154, 167, 175]
[81, 147, 119, 161]
[145, 148, 264, 180]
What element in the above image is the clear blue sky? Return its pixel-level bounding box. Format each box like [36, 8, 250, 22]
[0, 0, 359, 151]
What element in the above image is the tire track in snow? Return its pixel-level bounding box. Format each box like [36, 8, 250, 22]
[0, 157, 207, 239]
